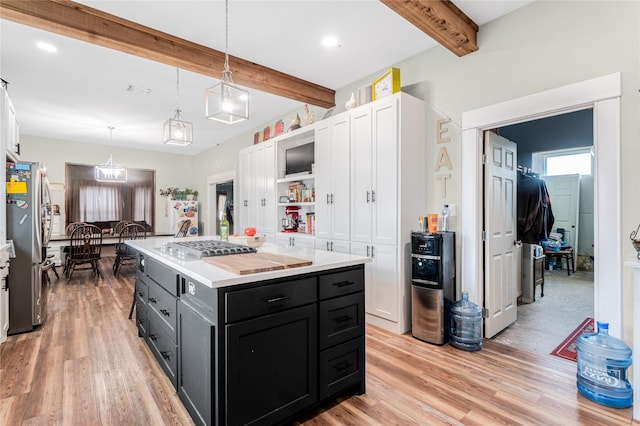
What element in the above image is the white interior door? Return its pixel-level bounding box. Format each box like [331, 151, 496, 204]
[484, 132, 518, 338]
[543, 174, 580, 255]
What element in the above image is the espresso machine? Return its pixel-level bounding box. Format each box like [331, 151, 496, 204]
[281, 206, 299, 232]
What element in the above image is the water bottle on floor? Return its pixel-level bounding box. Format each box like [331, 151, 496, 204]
[449, 292, 482, 351]
[576, 321, 633, 408]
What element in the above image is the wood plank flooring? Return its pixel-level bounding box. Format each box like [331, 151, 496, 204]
[0, 257, 636, 425]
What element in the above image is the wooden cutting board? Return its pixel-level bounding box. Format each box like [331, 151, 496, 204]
[204, 252, 312, 275]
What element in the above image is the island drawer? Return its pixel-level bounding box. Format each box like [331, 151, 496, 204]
[145, 256, 180, 296]
[319, 336, 365, 400]
[319, 267, 364, 300]
[148, 316, 178, 390]
[135, 276, 148, 303]
[225, 277, 317, 323]
[148, 281, 177, 341]
[135, 299, 147, 338]
[319, 292, 364, 349]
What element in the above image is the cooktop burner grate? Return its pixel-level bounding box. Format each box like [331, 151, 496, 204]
[167, 240, 256, 258]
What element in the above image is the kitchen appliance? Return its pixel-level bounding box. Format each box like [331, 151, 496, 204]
[281, 205, 299, 232]
[166, 239, 256, 259]
[6, 161, 53, 334]
[164, 199, 198, 237]
[411, 231, 455, 345]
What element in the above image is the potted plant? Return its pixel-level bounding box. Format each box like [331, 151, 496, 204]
[185, 188, 198, 201]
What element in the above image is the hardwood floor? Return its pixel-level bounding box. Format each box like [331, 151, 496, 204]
[0, 257, 636, 425]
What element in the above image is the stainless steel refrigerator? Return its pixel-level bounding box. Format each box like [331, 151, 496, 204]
[6, 161, 52, 334]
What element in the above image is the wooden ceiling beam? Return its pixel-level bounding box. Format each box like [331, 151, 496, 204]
[0, 0, 336, 108]
[380, 0, 478, 57]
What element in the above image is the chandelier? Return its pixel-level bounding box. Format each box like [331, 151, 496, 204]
[95, 126, 127, 182]
[163, 67, 193, 146]
[204, 0, 249, 124]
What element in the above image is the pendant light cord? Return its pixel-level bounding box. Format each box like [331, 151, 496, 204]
[224, 0, 230, 73]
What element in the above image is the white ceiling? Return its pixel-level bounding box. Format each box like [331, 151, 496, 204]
[0, 1, 533, 155]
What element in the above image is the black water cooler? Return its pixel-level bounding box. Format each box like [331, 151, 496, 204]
[411, 231, 456, 344]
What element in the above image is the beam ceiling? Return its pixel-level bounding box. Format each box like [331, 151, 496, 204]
[380, 0, 479, 57]
[0, 0, 336, 108]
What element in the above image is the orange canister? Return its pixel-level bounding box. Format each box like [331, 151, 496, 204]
[427, 214, 438, 233]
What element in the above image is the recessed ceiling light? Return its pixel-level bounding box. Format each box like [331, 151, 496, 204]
[36, 41, 57, 53]
[321, 35, 340, 48]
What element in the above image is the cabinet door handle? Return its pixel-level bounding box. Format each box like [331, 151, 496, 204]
[330, 241, 334, 251]
[371, 190, 375, 202]
[330, 194, 334, 204]
[334, 360, 353, 373]
[160, 309, 170, 317]
[366, 245, 370, 257]
[267, 296, 290, 304]
[327, 194, 331, 204]
[148, 297, 157, 304]
[371, 246, 375, 258]
[149, 334, 157, 342]
[136, 291, 144, 298]
[160, 351, 171, 360]
[326, 241, 330, 251]
[334, 315, 353, 324]
[366, 191, 370, 203]
[333, 280, 355, 288]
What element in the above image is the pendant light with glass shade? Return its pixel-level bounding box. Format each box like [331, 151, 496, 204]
[95, 126, 127, 182]
[205, 0, 249, 124]
[164, 67, 193, 146]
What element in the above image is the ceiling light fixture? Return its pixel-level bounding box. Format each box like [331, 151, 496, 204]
[163, 67, 193, 146]
[95, 126, 127, 182]
[204, 0, 249, 124]
[322, 35, 340, 48]
[36, 41, 57, 53]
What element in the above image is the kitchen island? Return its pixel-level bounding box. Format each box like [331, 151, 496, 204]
[127, 236, 369, 426]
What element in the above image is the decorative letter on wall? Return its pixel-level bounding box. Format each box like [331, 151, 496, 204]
[434, 118, 453, 198]
[437, 118, 451, 143]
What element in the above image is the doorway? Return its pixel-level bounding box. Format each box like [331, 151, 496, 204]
[460, 73, 623, 337]
[486, 112, 595, 354]
[207, 170, 236, 237]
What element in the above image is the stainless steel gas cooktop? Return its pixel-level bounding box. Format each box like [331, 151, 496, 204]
[167, 240, 256, 258]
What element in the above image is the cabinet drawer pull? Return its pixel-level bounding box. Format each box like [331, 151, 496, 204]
[333, 280, 355, 288]
[333, 361, 353, 373]
[148, 297, 157, 304]
[267, 296, 289, 304]
[160, 351, 171, 360]
[137, 318, 144, 326]
[334, 315, 353, 324]
[149, 334, 157, 342]
[136, 291, 144, 298]
[160, 309, 170, 317]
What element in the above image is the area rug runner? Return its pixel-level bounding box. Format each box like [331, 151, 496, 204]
[550, 317, 594, 362]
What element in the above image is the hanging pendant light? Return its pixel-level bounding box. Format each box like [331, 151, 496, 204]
[205, 0, 249, 124]
[95, 126, 127, 182]
[164, 67, 193, 146]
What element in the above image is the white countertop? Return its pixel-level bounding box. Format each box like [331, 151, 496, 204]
[127, 236, 371, 289]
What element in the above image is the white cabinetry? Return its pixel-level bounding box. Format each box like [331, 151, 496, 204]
[350, 93, 425, 334]
[237, 140, 276, 241]
[315, 115, 350, 247]
[275, 233, 315, 249]
[2, 85, 20, 162]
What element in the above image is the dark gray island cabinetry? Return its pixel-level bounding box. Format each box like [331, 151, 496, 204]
[130, 241, 367, 426]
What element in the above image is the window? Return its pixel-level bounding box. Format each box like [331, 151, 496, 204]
[65, 163, 155, 229]
[532, 147, 593, 176]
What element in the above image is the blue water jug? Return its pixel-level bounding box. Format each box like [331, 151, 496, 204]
[449, 292, 482, 351]
[576, 321, 633, 408]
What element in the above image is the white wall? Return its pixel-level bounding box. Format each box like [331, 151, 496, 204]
[19, 134, 195, 232]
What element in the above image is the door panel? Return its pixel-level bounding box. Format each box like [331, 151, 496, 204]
[350, 108, 372, 243]
[484, 132, 518, 338]
[543, 174, 580, 258]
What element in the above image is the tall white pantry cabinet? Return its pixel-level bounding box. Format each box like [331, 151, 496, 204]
[237, 92, 425, 334]
[350, 93, 425, 334]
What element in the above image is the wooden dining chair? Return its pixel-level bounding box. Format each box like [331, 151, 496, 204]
[66, 224, 103, 282]
[63, 222, 88, 275]
[113, 223, 146, 276]
[113, 220, 133, 237]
